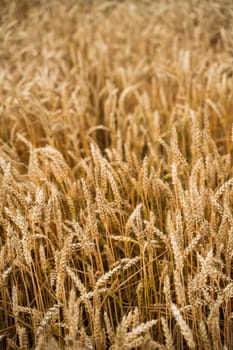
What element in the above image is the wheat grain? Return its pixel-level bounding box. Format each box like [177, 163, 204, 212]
[161, 317, 174, 350]
[171, 303, 195, 349]
[36, 304, 61, 339]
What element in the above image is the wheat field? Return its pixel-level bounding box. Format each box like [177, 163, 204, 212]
[0, 0, 233, 349]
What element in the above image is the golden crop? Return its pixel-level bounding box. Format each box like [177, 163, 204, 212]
[0, 1, 233, 349]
